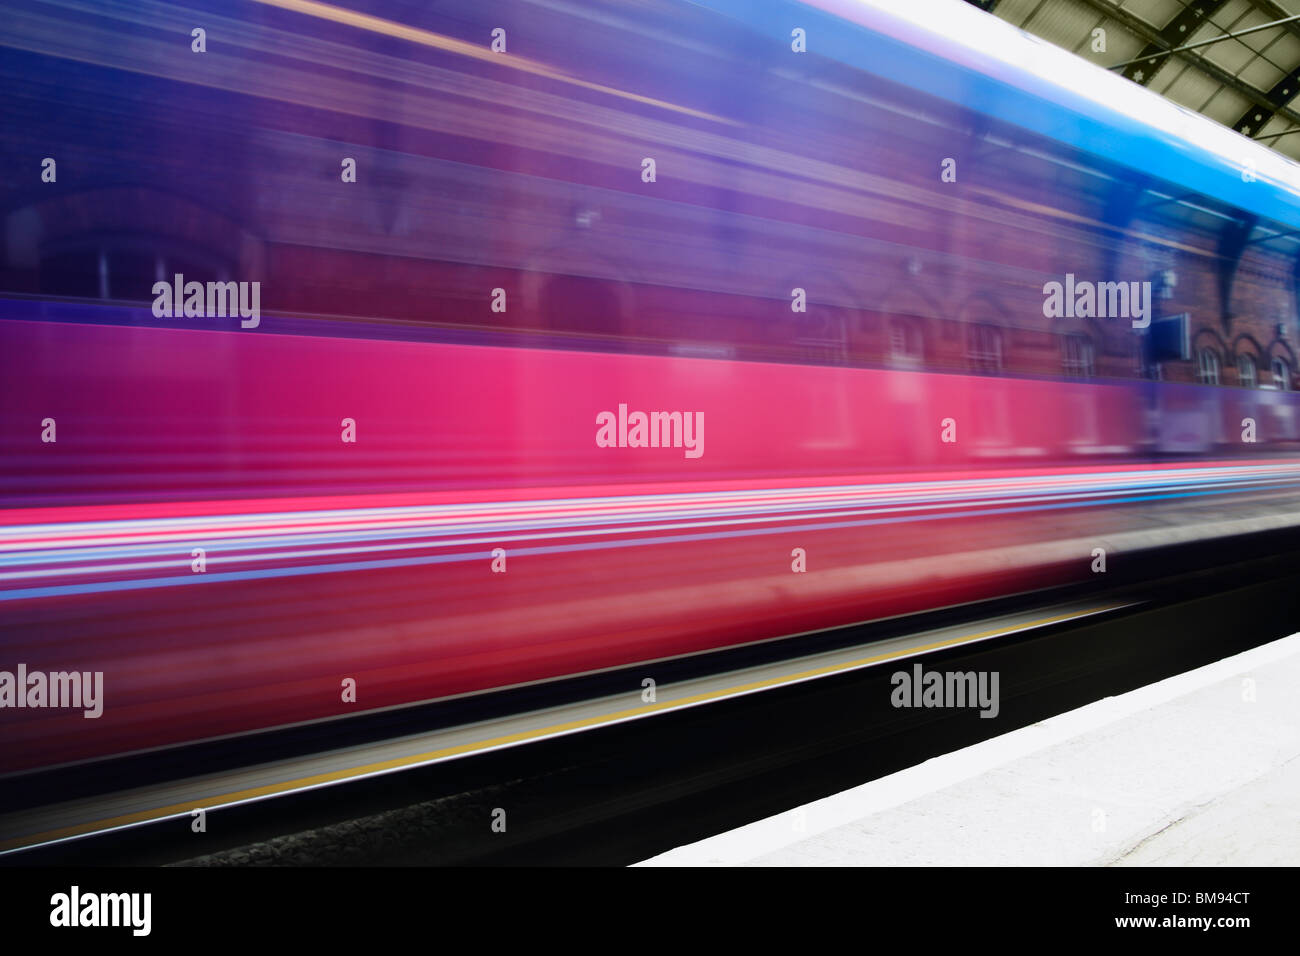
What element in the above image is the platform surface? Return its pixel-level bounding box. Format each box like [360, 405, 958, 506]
[639, 632, 1300, 866]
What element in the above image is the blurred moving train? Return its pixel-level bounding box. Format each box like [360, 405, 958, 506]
[4, 0, 1300, 775]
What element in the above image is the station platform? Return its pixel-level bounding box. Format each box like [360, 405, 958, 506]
[638, 631, 1300, 866]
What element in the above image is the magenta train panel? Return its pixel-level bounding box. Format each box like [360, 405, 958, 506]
[3, 313, 1300, 771]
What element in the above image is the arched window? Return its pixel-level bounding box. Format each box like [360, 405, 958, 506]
[889, 316, 924, 366]
[1062, 334, 1094, 378]
[39, 237, 230, 303]
[1197, 348, 1221, 385]
[1274, 356, 1292, 391]
[967, 323, 1002, 374]
[1237, 354, 1258, 389]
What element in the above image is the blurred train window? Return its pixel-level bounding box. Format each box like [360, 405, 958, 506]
[1198, 348, 1221, 386]
[1238, 354, 1258, 389]
[1275, 357, 1292, 390]
[38, 248, 102, 299]
[108, 250, 162, 300]
[967, 323, 1003, 374]
[889, 317, 925, 367]
[1062, 334, 1094, 379]
[39, 240, 226, 303]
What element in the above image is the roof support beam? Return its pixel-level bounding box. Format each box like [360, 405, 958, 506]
[1256, 126, 1300, 143]
[1230, 1, 1300, 135]
[1232, 65, 1300, 136]
[1074, 0, 1300, 130]
[1238, 0, 1300, 46]
[1107, 14, 1300, 72]
[1102, 0, 1228, 86]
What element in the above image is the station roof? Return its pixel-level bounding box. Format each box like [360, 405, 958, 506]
[968, 0, 1300, 161]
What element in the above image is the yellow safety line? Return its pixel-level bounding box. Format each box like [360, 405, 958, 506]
[1, 603, 1127, 851]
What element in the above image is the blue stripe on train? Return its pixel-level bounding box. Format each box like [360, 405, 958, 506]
[694, 0, 1300, 227]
